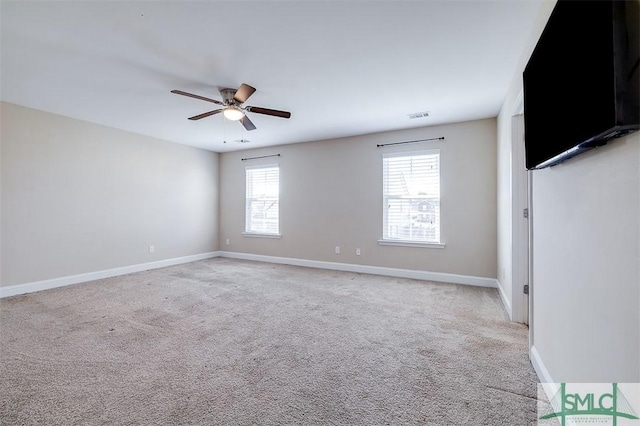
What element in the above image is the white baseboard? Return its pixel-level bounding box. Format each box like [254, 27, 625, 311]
[530, 345, 558, 400]
[0, 251, 221, 298]
[496, 279, 513, 320]
[1, 250, 498, 299]
[218, 251, 498, 288]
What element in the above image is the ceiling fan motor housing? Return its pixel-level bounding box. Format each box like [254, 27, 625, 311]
[220, 88, 237, 104]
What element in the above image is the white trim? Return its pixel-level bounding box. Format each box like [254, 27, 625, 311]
[496, 279, 513, 320]
[530, 345, 558, 400]
[241, 232, 282, 239]
[381, 148, 440, 158]
[0, 251, 221, 299]
[218, 251, 497, 288]
[528, 170, 535, 346]
[1, 248, 500, 299]
[378, 240, 445, 249]
[513, 89, 524, 115]
[511, 113, 529, 325]
[244, 162, 279, 170]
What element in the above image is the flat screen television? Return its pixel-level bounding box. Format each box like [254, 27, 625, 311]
[523, 0, 640, 170]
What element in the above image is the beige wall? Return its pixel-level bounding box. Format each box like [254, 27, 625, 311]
[497, 0, 639, 383]
[1, 102, 219, 287]
[532, 134, 639, 382]
[220, 118, 497, 279]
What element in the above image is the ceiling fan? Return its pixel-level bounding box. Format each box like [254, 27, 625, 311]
[171, 83, 291, 131]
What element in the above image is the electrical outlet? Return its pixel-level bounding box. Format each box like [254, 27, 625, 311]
[356, 248, 361, 256]
[149, 245, 155, 254]
[335, 246, 340, 254]
[225, 239, 230, 246]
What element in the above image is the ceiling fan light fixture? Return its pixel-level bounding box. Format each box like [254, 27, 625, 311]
[223, 106, 244, 121]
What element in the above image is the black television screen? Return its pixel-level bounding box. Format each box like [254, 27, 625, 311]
[523, 0, 639, 170]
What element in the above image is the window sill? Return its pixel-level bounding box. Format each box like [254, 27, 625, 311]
[242, 232, 282, 239]
[378, 239, 445, 249]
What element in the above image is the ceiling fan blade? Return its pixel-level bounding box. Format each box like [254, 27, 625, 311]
[240, 115, 257, 131]
[247, 106, 291, 119]
[188, 109, 224, 120]
[171, 90, 224, 106]
[234, 83, 256, 104]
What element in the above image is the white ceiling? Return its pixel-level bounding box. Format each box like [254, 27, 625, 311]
[1, 1, 544, 153]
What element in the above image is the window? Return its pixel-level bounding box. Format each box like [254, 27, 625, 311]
[382, 151, 441, 244]
[245, 165, 280, 235]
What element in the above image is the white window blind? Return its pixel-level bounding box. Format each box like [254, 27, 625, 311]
[245, 165, 279, 235]
[383, 151, 440, 243]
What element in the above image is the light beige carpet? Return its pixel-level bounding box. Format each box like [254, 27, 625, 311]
[0, 258, 539, 425]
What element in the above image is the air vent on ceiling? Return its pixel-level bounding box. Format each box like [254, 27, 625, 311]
[408, 111, 430, 120]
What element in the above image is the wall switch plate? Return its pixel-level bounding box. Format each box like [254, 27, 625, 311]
[356, 248, 361, 256]
[335, 246, 340, 254]
[149, 245, 155, 254]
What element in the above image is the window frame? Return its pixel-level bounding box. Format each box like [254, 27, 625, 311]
[243, 163, 281, 238]
[379, 149, 444, 249]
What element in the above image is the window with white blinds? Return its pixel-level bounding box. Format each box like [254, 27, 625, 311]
[245, 165, 280, 235]
[382, 151, 440, 243]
